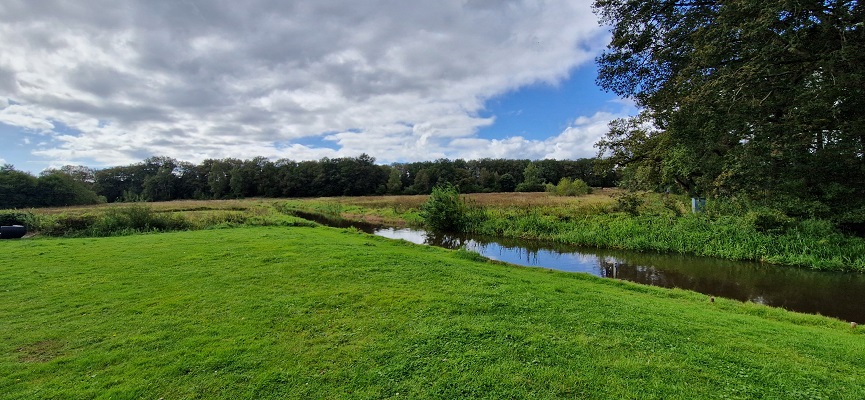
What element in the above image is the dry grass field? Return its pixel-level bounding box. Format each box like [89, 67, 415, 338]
[317, 188, 624, 210]
[24, 189, 624, 218]
[30, 198, 270, 214]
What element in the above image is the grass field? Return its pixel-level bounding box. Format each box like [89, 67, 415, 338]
[2, 225, 864, 399]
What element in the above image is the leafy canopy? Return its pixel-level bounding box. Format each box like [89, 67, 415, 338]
[594, 0, 865, 221]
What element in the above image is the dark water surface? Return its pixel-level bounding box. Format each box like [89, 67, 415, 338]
[297, 212, 865, 322]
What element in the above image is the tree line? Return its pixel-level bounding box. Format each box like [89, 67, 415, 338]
[0, 156, 617, 208]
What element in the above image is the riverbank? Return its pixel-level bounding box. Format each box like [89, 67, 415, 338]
[5, 193, 865, 271]
[285, 192, 865, 272]
[2, 226, 863, 398]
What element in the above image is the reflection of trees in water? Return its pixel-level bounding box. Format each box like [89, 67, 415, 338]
[424, 231, 545, 264]
[598, 258, 674, 287]
[598, 257, 772, 304]
[423, 229, 865, 322]
[320, 217, 865, 323]
[594, 257, 865, 322]
[423, 231, 469, 249]
[598, 256, 623, 279]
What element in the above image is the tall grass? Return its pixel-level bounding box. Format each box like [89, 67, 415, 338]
[9, 202, 315, 238]
[469, 211, 865, 271]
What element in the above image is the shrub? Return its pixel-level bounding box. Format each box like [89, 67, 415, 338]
[515, 182, 546, 192]
[43, 205, 191, 237]
[795, 218, 837, 237]
[420, 184, 471, 232]
[613, 192, 645, 216]
[744, 208, 795, 234]
[39, 214, 100, 236]
[0, 211, 34, 227]
[661, 195, 684, 217]
[548, 177, 592, 197]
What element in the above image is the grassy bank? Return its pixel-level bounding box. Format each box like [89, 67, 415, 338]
[287, 192, 865, 272]
[472, 210, 865, 271]
[0, 199, 315, 237]
[2, 226, 864, 398]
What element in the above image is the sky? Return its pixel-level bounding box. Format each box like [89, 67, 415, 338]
[0, 0, 636, 174]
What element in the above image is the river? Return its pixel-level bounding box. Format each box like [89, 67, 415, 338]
[297, 212, 865, 323]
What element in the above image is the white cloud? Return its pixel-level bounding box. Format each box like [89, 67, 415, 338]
[0, 104, 56, 133]
[447, 111, 618, 160]
[0, 0, 610, 167]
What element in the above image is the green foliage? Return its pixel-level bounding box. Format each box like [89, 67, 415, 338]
[547, 177, 592, 197]
[96, 205, 189, 234]
[515, 162, 546, 192]
[31, 205, 190, 237]
[613, 192, 645, 216]
[420, 184, 472, 232]
[515, 182, 546, 192]
[743, 208, 796, 234]
[660, 195, 685, 217]
[0, 166, 38, 209]
[4, 157, 618, 207]
[1, 165, 103, 208]
[0, 210, 34, 227]
[498, 173, 517, 192]
[472, 210, 865, 271]
[310, 202, 343, 217]
[37, 214, 100, 237]
[594, 0, 865, 220]
[37, 171, 104, 206]
[386, 167, 404, 194]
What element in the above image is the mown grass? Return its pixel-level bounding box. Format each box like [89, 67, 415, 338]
[2, 226, 864, 399]
[289, 192, 865, 272]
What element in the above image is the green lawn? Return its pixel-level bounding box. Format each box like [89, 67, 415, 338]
[2, 226, 863, 399]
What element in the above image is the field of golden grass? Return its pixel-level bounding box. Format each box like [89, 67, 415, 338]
[319, 188, 624, 210]
[23, 188, 624, 217]
[30, 198, 271, 214]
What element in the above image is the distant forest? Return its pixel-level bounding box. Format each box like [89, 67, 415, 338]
[0, 156, 617, 209]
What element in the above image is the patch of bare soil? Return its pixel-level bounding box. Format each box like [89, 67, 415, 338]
[16, 339, 65, 363]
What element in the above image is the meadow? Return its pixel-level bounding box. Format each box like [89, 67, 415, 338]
[2, 224, 864, 399]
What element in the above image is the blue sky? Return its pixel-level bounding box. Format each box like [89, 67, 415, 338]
[478, 64, 630, 140]
[0, 0, 634, 175]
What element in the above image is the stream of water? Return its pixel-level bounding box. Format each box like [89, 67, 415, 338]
[296, 212, 865, 322]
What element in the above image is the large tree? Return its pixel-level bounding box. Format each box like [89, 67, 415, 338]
[594, 0, 865, 220]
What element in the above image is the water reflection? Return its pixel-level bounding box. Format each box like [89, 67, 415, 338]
[294, 212, 865, 322]
[374, 227, 865, 323]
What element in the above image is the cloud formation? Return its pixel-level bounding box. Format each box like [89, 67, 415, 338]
[0, 0, 612, 167]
